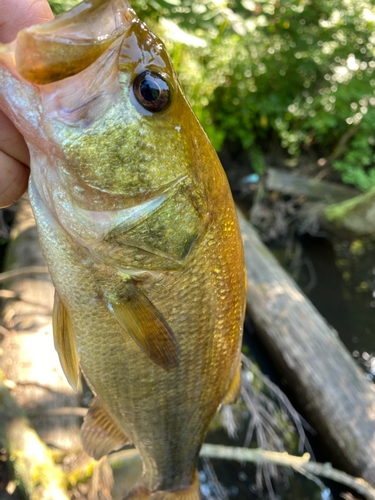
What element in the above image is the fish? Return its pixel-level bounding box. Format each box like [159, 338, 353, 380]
[0, 0, 246, 498]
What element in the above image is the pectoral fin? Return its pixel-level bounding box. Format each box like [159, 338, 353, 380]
[14, 0, 134, 84]
[222, 362, 242, 405]
[81, 397, 131, 460]
[107, 282, 180, 371]
[52, 291, 79, 391]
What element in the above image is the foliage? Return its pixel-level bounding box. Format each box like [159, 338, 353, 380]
[48, 0, 375, 190]
[48, 0, 80, 15]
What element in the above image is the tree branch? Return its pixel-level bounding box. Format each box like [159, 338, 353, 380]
[200, 445, 375, 500]
[0, 266, 49, 284]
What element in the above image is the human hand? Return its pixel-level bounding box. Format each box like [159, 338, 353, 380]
[0, 0, 53, 208]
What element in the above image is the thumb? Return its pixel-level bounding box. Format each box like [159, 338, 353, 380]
[0, 0, 54, 43]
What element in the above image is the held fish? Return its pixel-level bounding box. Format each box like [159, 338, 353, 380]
[0, 1, 246, 498]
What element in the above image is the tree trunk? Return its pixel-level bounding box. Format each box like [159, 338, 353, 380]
[238, 211, 375, 486]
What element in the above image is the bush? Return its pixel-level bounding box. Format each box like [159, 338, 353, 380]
[48, 0, 375, 190]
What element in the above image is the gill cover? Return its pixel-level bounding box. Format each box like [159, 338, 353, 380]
[14, 0, 134, 84]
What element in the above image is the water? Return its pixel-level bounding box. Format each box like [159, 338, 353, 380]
[298, 235, 375, 378]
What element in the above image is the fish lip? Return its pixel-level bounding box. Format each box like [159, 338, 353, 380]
[14, 0, 137, 85]
[29, 0, 136, 39]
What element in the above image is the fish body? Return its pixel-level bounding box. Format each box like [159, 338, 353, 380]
[0, 1, 246, 498]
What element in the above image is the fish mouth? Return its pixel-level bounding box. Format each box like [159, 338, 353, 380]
[15, 0, 136, 85]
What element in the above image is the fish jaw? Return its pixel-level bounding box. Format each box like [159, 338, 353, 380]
[0, 0, 137, 148]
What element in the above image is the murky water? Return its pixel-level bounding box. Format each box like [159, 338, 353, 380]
[298, 235, 375, 379]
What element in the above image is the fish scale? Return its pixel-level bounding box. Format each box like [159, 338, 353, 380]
[32, 173, 243, 488]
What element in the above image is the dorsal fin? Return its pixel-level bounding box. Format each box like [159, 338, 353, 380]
[107, 281, 180, 371]
[14, 0, 134, 84]
[52, 291, 80, 391]
[81, 397, 131, 460]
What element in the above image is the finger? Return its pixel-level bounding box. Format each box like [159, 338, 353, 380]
[0, 110, 30, 166]
[0, 0, 54, 43]
[0, 151, 29, 208]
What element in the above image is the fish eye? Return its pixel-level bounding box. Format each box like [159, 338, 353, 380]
[133, 71, 170, 112]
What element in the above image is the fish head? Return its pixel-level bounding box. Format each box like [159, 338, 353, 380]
[11, 0, 217, 268]
[14, 0, 210, 214]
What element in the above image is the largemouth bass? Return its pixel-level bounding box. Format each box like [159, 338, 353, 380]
[0, 0, 246, 498]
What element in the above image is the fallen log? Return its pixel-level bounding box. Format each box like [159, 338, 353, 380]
[323, 186, 375, 238]
[264, 168, 360, 204]
[238, 211, 375, 486]
[250, 167, 375, 239]
[0, 377, 70, 500]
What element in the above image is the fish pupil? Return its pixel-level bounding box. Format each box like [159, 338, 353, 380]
[140, 79, 160, 102]
[133, 71, 170, 112]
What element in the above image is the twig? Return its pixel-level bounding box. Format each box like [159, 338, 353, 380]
[201, 456, 229, 500]
[0, 266, 49, 283]
[341, 494, 361, 500]
[0, 290, 17, 298]
[200, 445, 375, 500]
[240, 354, 314, 455]
[237, 354, 312, 494]
[16, 381, 64, 396]
[327, 124, 361, 163]
[0, 290, 51, 311]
